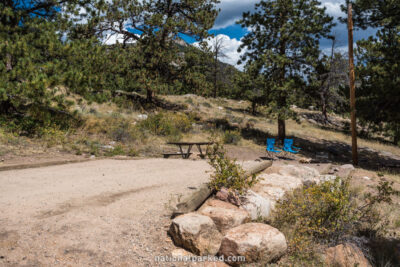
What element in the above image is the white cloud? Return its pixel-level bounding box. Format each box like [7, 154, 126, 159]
[103, 32, 138, 45]
[320, 1, 343, 18]
[214, 0, 345, 30]
[194, 34, 246, 69]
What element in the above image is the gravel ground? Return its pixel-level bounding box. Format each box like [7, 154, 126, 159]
[0, 158, 212, 266]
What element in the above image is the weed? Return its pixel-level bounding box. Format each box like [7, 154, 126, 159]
[105, 144, 125, 157]
[137, 112, 192, 140]
[271, 177, 398, 265]
[223, 130, 242, 145]
[185, 97, 194, 105]
[207, 142, 257, 194]
[202, 102, 212, 108]
[127, 147, 139, 157]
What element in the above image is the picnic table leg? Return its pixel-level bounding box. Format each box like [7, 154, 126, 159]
[178, 145, 185, 159]
[186, 145, 193, 159]
[197, 144, 205, 158]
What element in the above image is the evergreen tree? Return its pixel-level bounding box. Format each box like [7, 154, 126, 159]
[92, 0, 220, 102]
[238, 0, 334, 141]
[0, 0, 88, 133]
[343, 0, 400, 144]
[234, 61, 267, 115]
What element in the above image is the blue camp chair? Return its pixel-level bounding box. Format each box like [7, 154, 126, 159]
[283, 139, 301, 154]
[286, 139, 301, 151]
[266, 138, 281, 159]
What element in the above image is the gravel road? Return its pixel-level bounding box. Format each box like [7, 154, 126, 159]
[0, 158, 212, 266]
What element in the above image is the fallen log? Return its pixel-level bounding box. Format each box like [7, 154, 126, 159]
[172, 160, 272, 217]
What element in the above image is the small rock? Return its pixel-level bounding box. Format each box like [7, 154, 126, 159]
[215, 187, 229, 202]
[171, 248, 195, 258]
[320, 175, 337, 183]
[198, 199, 250, 234]
[240, 190, 271, 220]
[362, 176, 371, 181]
[137, 114, 148, 120]
[218, 106, 223, 110]
[219, 223, 287, 265]
[325, 243, 372, 267]
[169, 213, 222, 256]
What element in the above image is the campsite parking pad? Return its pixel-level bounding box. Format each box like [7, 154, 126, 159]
[0, 159, 211, 266]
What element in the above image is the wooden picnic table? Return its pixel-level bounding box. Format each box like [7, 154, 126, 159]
[164, 142, 213, 159]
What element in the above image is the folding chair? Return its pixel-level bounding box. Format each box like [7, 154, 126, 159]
[283, 139, 301, 154]
[266, 138, 281, 159]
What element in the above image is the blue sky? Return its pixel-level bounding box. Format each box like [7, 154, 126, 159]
[190, 0, 376, 67]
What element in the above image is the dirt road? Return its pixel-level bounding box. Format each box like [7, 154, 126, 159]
[0, 158, 212, 266]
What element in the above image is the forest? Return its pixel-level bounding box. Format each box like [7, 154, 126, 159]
[0, 0, 399, 145]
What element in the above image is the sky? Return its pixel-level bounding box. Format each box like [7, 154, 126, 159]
[191, 0, 376, 67]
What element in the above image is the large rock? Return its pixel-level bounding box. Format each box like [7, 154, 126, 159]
[240, 190, 272, 220]
[277, 165, 320, 185]
[252, 173, 302, 207]
[198, 199, 250, 234]
[219, 223, 287, 265]
[325, 243, 372, 267]
[336, 164, 355, 178]
[169, 213, 223, 256]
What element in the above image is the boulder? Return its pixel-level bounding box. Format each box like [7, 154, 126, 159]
[240, 190, 272, 220]
[219, 223, 287, 265]
[325, 243, 372, 267]
[252, 173, 302, 207]
[337, 164, 355, 178]
[169, 213, 222, 256]
[198, 199, 250, 234]
[277, 165, 320, 185]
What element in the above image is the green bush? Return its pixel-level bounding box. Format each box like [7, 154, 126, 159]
[137, 112, 192, 140]
[223, 130, 242, 145]
[207, 142, 257, 194]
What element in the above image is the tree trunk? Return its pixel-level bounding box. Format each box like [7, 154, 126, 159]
[394, 125, 400, 145]
[213, 58, 218, 98]
[278, 118, 286, 143]
[146, 89, 153, 103]
[322, 100, 328, 122]
[251, 101, 256, 115]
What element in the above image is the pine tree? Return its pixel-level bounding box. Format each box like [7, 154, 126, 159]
[344, 0, 400, 144]
[238, 0, 334, 142]
[0, 1, 87, 133]
[92, 0, 220, 102]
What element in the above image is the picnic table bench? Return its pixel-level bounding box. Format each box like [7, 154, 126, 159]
[164, 142, 213, 159]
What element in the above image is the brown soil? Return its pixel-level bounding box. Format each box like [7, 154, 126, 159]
[0, 159, 212, 266]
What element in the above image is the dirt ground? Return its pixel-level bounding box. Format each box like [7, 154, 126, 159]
[0, 158, 213, 266]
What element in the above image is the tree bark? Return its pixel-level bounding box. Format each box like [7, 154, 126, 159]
[278, 118, 286, 143]
[322, 98, 328, 122]
[146, 89, 153, 103]
[251, 101, 256, 115]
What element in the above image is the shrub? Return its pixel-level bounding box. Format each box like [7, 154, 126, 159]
[137, 112, 192, 140]
[105, 144, 125, 156]
[223, 130, 242, 145]
[207, 142, 257, 194]
[271, 178, 397, 263]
